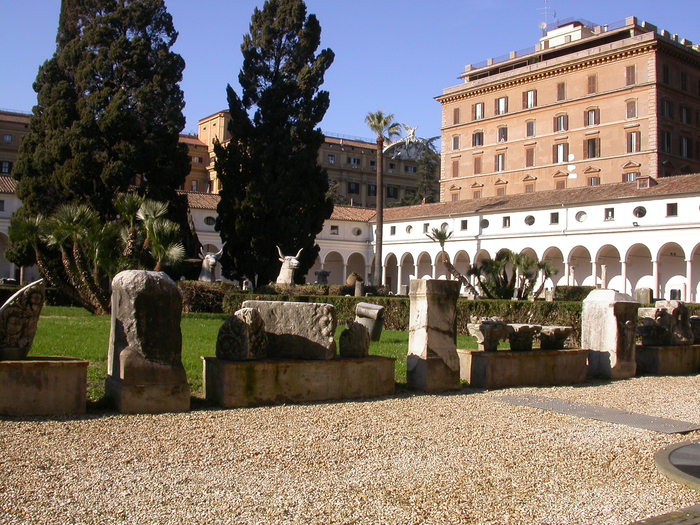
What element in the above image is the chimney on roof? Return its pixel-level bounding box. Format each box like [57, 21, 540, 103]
[636, 176, 657, 189]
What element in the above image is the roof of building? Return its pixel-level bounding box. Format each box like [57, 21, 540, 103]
[0, 111, 30, 124]
[324, 136, 375, 149]
[383, 173, 700, 222]
[330, 206, 376, 222]
[0, 177, 17, 194]
[181, 191, 220, 210]
[179, 134, 207, 147]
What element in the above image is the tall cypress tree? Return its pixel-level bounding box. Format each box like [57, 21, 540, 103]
[215, 0, 334, 287]
[8, 0, 190, 266]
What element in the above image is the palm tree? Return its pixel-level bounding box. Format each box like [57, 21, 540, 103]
[365, 111, 401, 287]
[426, 227, 480, 297]
[136, 199, 185, 271]
[114, 193, 145, 263]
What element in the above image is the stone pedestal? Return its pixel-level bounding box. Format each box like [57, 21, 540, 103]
[407, 279, 461, 392]
[202, 356, 395, 408]
[457, 349, 587, 389]
[635, 344, 700, 376]
[106, 271, 189, 414]
[0, 357, 88, 416]
[582, 289, 639, 379]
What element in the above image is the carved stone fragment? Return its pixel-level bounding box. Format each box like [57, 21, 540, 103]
[216, 308, 268, 361]
[538, 326, 573, 350]
[0, 280, 45, 361]
[638, 300, 694, 347]
[339, 322, 370, 358]
[467, 318, 509, 352]
[242, 300, 336, 359]
[507, 324, 542, 351]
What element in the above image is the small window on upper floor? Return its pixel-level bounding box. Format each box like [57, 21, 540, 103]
[0, 200, 5, 212]
[662, 99, 674, 119]
[681, 72, 688, 91]
[623, 172, 640, 183]
[626, 65, 636, 86]
[556, 180, 566, 190]
[667, 203, 678, 217]
[405, 165, 417, 173]
[523, 90, 537, 109]
[388, 162, 396, 170]
[472, 131, 484, 147]
[681, 106, 691, 124]
[473, 190, 482, 199]
[554, 114, 568, 132]
[587, 75, 597, 94]
[626, 100, 637, 119]
[348, 181, 360, 194]
[525, 148, 535, 168]
[0, 161, 12, 174]
[327, 154, 335, 164]
[584, 108, 600, 127]
[330, 225, 339, 235]
[473, 102, 484, 121]
[502, 216, 510, 228]
[2, 134, 12, 143]
[423, 223, 430, 233]
[496, 187, 506, 197]
[452, 135, 460, 150]
[663, 64, 670, 84]
[526, 121, 535, 138]
[588, 176, 600, 187]
[461, 219, 468, 231]
[453, 107, 460, 125]
[524, 215, 535, 226]
[627, 132, 641, 153]
[390, 226, 396, 236]
[550, 212, 559, 225]
[204, 216, 216, 226]
[556, 82, 566, 101]
[451, 193, 459, 202]
[495, 96, 508, 115]
[497, 127, 508, 142]
[604, 208, 614, 221]
[525, 183, 534, 194]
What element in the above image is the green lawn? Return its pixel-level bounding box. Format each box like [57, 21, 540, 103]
[31, 306, 488, 403]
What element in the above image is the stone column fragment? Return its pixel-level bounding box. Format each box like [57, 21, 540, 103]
[407, 279, 461, 392]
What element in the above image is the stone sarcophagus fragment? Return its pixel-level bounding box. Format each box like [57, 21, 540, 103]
[242, 300, 336, 359]
[0, 279, 45, 361]
[106, 270, 189, 414]
[216, 307, 268, 361]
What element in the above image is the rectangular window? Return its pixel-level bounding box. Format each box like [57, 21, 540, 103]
[555, 180, 566, 190]
[525, 184, 534, 194]
[662, 100, 674, 119]
[452, 136, 460, 150]
[587, 75, 597, 94]
[681, 72, 688, 91]
[494, 153, 505, 172]
[553, 143, 568, 164]
[461, 219, 468, 230]
[626, 65, 636, 86]
[622, 172, 639, 182]
[473, 157, 482, 175]
[453, 107, 460, 125]
[348, 181, 360, 194]
[626, 100, 637, 119]
[0, 200, 5, 212]
[526, 121, 535, 137]
[584, 138, 600, 159]
[191, 180, 198, 192]
[390, 226, 396, 236]
[584, 108, 600, 127]
[191, 156, 202, 164]
[452, 160, 459, 178]
[388, 162, 396, 170]
[681, 106, 691, 124]
[495, 97, 508, 115]
[387, 186, 398, 199]
[523, 90, 537, 109]
[503, 216, 511, 228]
[367, 184, 376, 197]
[588, 176, 601, 186]
[472, 132, 484, 147]
[557, 82, 566, 101]
[423, 223, 429, 233]
[661, 131, 672, 153]
[496, 187, 505, 197]
[405, 166, 417, 173]
[348, 157, 360, 166]
[554, 114, 568, 132]
[327, 154, 335, 164]
[473, 102, 484, 121]
[667, 203, 678, 217]
[525, 148, 535, 167]
[369, 159, 376, 170]
[451, 193, 459, 202]
[663, 64, 670, 84]
[2, 134, 12, 142]
[550, 212, 559, 225]
[330, 225, 339, 235]
[627, 132, 641, 153]
[0, 161, 11, 174]
[604, 208, 614, 221]
[473, 190, 482, 199]
[681, 136, 692, 158]
[497, 127, 508, 142]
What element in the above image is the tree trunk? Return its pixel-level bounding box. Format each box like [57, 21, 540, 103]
[442, 253, 480, 298]
[374, 136, 383, 288]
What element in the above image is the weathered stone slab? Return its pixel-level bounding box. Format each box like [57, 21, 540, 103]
[355, 302, 385, 342]
[202, 356, 395, 408]
[507, 324, 541, 351]
[638, 300, 694, 347]
[216, 308, 268, 361]
[106, 270, 189, 414]
[457, 348, 587, 389]
[0, 279, 45, 361]
[690, 316, 700, 344]
[242, 300, 336, 360]
[407, 279, 461, 392]
[339, 322, 370, 358]
[467, 319, 509, 352]
[538, 326, 573, 350]
[635, 344, 700, 376]
[0, 357, 88, 416]
[582, 289, 638, 379]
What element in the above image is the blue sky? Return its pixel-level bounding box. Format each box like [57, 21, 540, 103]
[1, 1, 699, 147]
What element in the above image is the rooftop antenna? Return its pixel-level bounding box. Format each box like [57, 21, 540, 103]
[537, 0, 551, 35]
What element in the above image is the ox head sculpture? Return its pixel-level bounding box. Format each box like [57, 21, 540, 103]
[276, 246, 303, 285]
[198, 245, 225, 282]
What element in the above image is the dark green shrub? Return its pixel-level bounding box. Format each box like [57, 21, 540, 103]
[178, 281, 239, 313]
[554, 286, 595, 302]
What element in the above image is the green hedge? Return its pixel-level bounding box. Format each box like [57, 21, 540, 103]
[554, 286, 595, 302]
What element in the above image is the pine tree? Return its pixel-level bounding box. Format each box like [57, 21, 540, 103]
[8, 0, 190, 266]
[215, 0, 334, 287]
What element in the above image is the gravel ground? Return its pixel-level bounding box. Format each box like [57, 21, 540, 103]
[1, 376, 699, 524]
